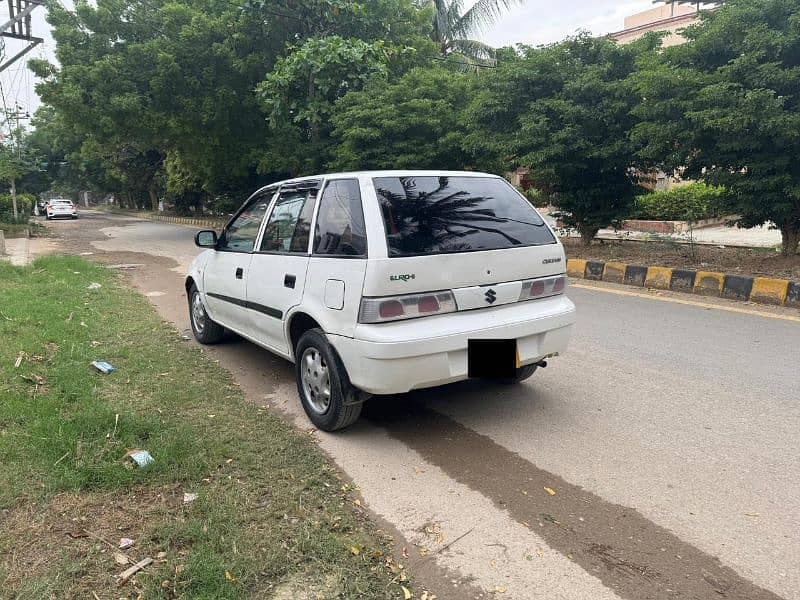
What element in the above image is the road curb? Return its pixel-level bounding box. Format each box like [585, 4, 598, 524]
[566, 258, 798, 308]
[143, 214, 225, 229]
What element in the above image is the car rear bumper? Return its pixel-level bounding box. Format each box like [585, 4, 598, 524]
[329, 295, 575, 395]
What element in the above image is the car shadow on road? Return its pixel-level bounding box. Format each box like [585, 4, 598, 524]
[363, 377, 560, 429]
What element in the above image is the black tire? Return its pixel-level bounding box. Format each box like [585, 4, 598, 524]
[295, 328, 366, 431]
[500, 363, 538, 384]
[188, 284, 225, 344]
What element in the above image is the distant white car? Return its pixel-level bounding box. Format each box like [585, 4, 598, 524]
[46, 199, 77, 220]
[185, 171, 575, 430]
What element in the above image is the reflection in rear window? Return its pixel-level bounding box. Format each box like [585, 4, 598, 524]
[373, 176, 555, 257]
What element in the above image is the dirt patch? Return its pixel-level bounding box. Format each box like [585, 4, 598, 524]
[0, 486, 184, 598]
[563, 237, 800, 280]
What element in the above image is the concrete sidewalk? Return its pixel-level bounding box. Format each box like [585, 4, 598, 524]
[594, 223, 781, 248]
[538, 209, 782, 248]
[0, 235, 57, 266]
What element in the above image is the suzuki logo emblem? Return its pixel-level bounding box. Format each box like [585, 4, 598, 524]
[485, 289, 497, 304]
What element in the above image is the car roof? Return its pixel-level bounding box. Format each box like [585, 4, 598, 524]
[49, 199, 72, 203]
[252, 170, 500, 197]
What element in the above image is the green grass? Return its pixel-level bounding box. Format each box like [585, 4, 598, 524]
[0, 257, 406, 599]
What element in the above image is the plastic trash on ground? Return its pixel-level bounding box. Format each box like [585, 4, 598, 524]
[91, 360, 115, 373]
[125, 449, 155, 468]
[119, 537, 135, 549]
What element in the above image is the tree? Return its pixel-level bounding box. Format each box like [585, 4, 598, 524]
[467, 34, 656, 244]
[633, 0, 800, 256]
[329, 66, 476, 170]
[256, 36, 390, 173]
[427, 0, 520, 65]
[30, 0, 284, 208]
[248, 0, 431, 174]
[0, 136, 43, 221]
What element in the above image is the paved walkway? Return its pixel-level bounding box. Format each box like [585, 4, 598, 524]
[539, 210, 782, 248]
[0, 235, 58, 266]
[594, 223, 781, 248]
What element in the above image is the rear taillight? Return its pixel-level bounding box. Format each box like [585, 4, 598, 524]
[359, 291, 457, 323]
[519, 275, 567, 301]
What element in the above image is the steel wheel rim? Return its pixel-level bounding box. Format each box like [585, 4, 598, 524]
[300, 347, 331, 414]
[191, 292, 207, 334]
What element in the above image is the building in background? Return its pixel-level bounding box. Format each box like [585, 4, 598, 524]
[609, 2, 706, 47]
[611, 1, 720, 190]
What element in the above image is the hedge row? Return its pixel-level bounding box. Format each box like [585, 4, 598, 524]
[630, 183, 727, 222]
[0, 194, 36, 224]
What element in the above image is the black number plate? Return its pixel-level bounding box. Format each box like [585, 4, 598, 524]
[468, 339, 518, 379]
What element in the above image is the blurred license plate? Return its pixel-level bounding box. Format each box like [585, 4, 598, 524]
[468, 339, 518, 379]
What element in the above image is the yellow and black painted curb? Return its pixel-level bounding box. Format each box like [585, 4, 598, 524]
[566, 258, 800, 308]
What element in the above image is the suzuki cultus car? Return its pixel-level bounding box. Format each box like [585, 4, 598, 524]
[186, 171, 575, 430]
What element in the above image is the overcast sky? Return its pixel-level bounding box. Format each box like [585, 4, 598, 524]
[0, 0, 655, 122]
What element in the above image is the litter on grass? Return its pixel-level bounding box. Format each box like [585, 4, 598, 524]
[124, 449, 154, 468]
[87, 282, 102, 290]
[116, 557, 153, 585]
[119, 538, 135, 550]
[91, 360, 115, 373]
[183, 492, 198, 505]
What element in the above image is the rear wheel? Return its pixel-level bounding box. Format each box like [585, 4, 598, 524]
[295, 328, 365, 431]
[500, 363, 538, 384]
[188, 284, 224, 344]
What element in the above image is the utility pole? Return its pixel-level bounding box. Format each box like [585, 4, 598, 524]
[0, 0, 43, 74]
[4, 105, 29, 220]
[0, 0, 41, 219]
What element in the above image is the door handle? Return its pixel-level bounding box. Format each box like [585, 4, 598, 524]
[235, 267, 244, 279]
[284, 274, 296, 289]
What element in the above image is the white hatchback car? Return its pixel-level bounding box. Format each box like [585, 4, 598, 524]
[186, 171, 575, 430]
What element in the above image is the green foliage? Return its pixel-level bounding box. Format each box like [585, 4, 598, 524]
[428, 0, 522, 66]
[0, 193, 35, 222]
[523, 186, 544, 207]
[467, 34, 658, 243]
[329, 66, 476, 170]
[257, 36, 390, 172]
[34, 0, 431, 207]
[633, 0, 800, 255]
[631, 184, 727, 221]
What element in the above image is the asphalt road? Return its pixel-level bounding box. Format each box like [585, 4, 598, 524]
[47, 211, 800, 600]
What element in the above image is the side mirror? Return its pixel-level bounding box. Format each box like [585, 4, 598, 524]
[195, 230, 218, 248]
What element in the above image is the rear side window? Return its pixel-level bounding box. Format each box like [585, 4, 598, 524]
[313, 179, 367, 257]
[373, 176, 555, 257]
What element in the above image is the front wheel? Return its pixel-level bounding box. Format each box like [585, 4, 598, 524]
[188, 284, 224, 344]
[295, 328, 366, 431]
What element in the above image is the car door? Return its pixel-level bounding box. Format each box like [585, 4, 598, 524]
[246, 182, 319, 355]
[203, 191, 273, 334]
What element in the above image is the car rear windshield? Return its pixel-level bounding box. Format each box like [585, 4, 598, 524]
[373, 176, 555, 257]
